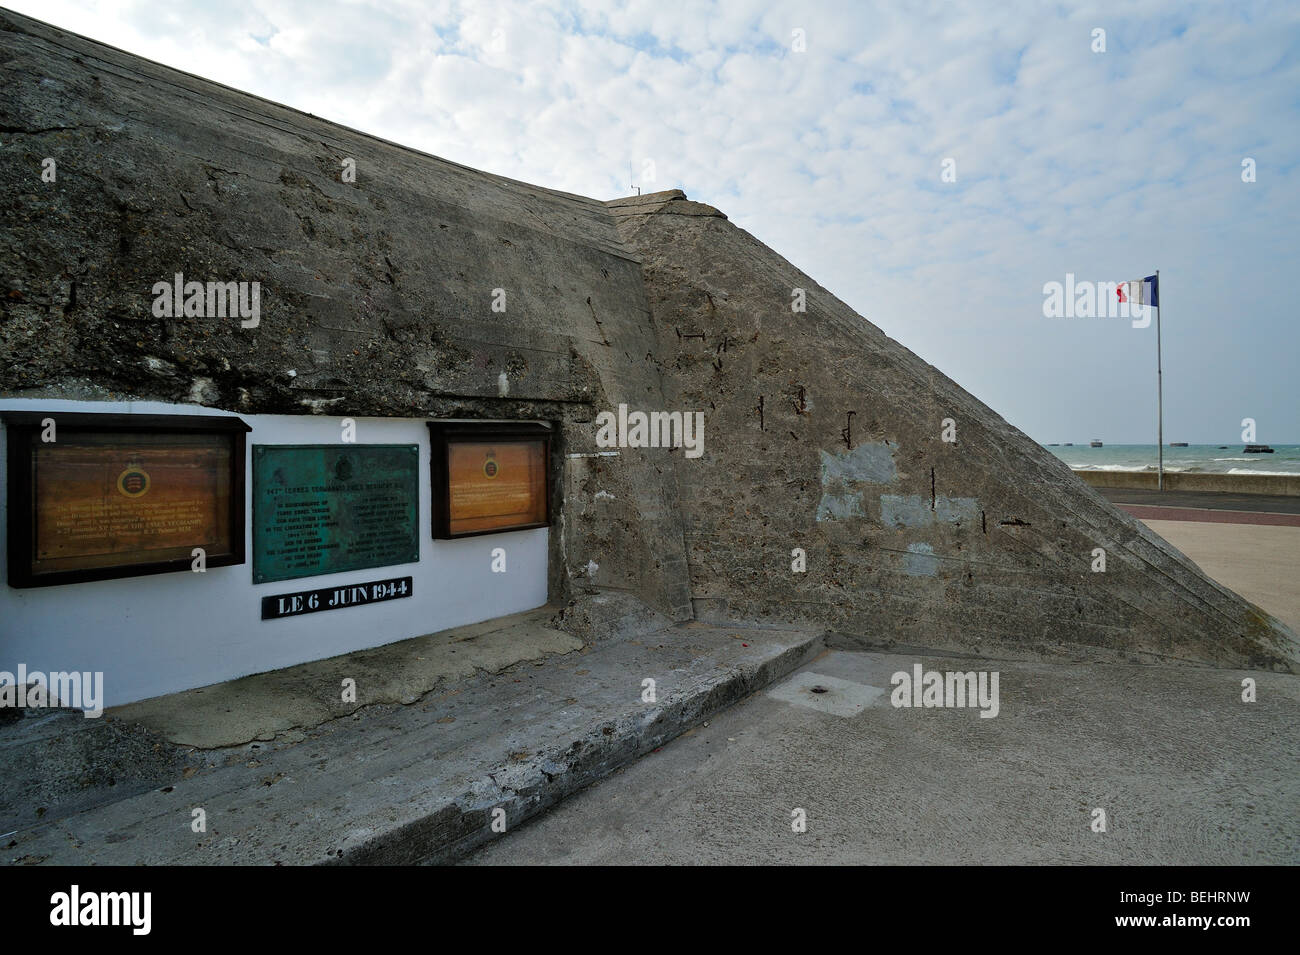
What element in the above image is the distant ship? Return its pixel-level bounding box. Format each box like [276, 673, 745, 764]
[1063, 442, 1074, 446]
[1090, 440, 1103, 447]
[1169, 442, 1188, 447]
[1217, 446, 1229, 449]
[1047, 443, 1059, 446]
[1243, 444, 1275, 453]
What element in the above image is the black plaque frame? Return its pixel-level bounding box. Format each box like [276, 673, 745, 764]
[2, 411, 250, 588]
[427, 422, 552, 539]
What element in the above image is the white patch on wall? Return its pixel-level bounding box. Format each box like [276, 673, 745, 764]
[820, 443, 897, 484]
[816, 442, 897, 522]
[816, 493, 865, 521]
[880, 494, 979, 528]
[902, 542, 939, 576]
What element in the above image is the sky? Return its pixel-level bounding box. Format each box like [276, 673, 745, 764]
[10, 0, 1298, 443]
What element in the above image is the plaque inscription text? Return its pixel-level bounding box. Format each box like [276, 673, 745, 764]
[446, 440, 548, 536]
[252, 444, 419, 584]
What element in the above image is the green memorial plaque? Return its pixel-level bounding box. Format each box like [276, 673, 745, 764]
[252, 444, 419, 584]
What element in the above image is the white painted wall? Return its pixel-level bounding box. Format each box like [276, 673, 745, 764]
[0, 399, 550, 706]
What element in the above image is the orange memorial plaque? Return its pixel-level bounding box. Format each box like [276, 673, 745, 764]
[447, 441, 548, 535]
[428, 424, 551, 539]
[3, 413, 248, 586]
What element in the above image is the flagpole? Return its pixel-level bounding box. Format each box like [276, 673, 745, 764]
[1156, 269, 1163, 491]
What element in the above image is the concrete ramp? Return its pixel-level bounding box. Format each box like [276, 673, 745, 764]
[1, 620, 822, 865]
[608, 192, 1299, 672]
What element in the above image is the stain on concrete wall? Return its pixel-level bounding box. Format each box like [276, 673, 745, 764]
[816, 493, 866, 521]
[880, 494, 980, 528]
[820, 443, 897, 485]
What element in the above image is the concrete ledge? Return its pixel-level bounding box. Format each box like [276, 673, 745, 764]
[1075, 470, 1300, 496]
[109, 607, 584, 749]
[4, 623, 823, 865]
[384, 628, 822, 865]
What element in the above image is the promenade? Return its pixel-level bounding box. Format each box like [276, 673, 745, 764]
[1099, 488, 1300, 633]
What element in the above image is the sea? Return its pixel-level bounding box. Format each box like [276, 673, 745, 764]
[1042, 444, 1300, 476]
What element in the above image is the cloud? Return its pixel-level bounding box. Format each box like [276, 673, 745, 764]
[10, 0, 1298, 441]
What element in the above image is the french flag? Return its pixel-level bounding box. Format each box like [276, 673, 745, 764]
[1116, 274, 1158, 308]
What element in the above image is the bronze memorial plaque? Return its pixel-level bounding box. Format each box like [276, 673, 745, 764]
[3, 413, 249, 587]
[429, 424, 550, 538]
[252, 444, 420, 584]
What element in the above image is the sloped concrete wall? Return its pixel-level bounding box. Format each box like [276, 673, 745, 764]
[1, 10, 1295, 674]
[609, 191, 1299, 671]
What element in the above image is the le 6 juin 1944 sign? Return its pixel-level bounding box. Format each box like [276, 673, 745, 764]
[261, 576, 413, 620]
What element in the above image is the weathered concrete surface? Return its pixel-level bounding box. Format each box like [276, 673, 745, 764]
[465, 649, 1300, 865]
[110, 607, 583, 749]
[1, 605, 584, 833]
[2, 620, 822, 864]
[0, 705, 188, 842]
[0, 9, 692, 622]
[0, 8, 1295, 672]
[608, 193, 1299, 671]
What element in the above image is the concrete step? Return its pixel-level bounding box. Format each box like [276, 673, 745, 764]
[7, 622, 823, 865]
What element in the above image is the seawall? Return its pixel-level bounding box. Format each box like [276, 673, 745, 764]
[1074, 471, 1300, 497]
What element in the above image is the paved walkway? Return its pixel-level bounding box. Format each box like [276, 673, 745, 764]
[466, 648, 1299, 865]
[1117, 504, 1300, 526]
[1139, 520, 1300, 633]
[1098, 486, 1300, 516]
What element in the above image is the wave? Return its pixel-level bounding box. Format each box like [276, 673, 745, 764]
[1069, 464, 1199, 473]
[1068, 463, 1299, 475]
[1070, 464, 1152, 472]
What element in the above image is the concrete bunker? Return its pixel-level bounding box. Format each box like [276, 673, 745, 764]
[0, 9, 1296, 714]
